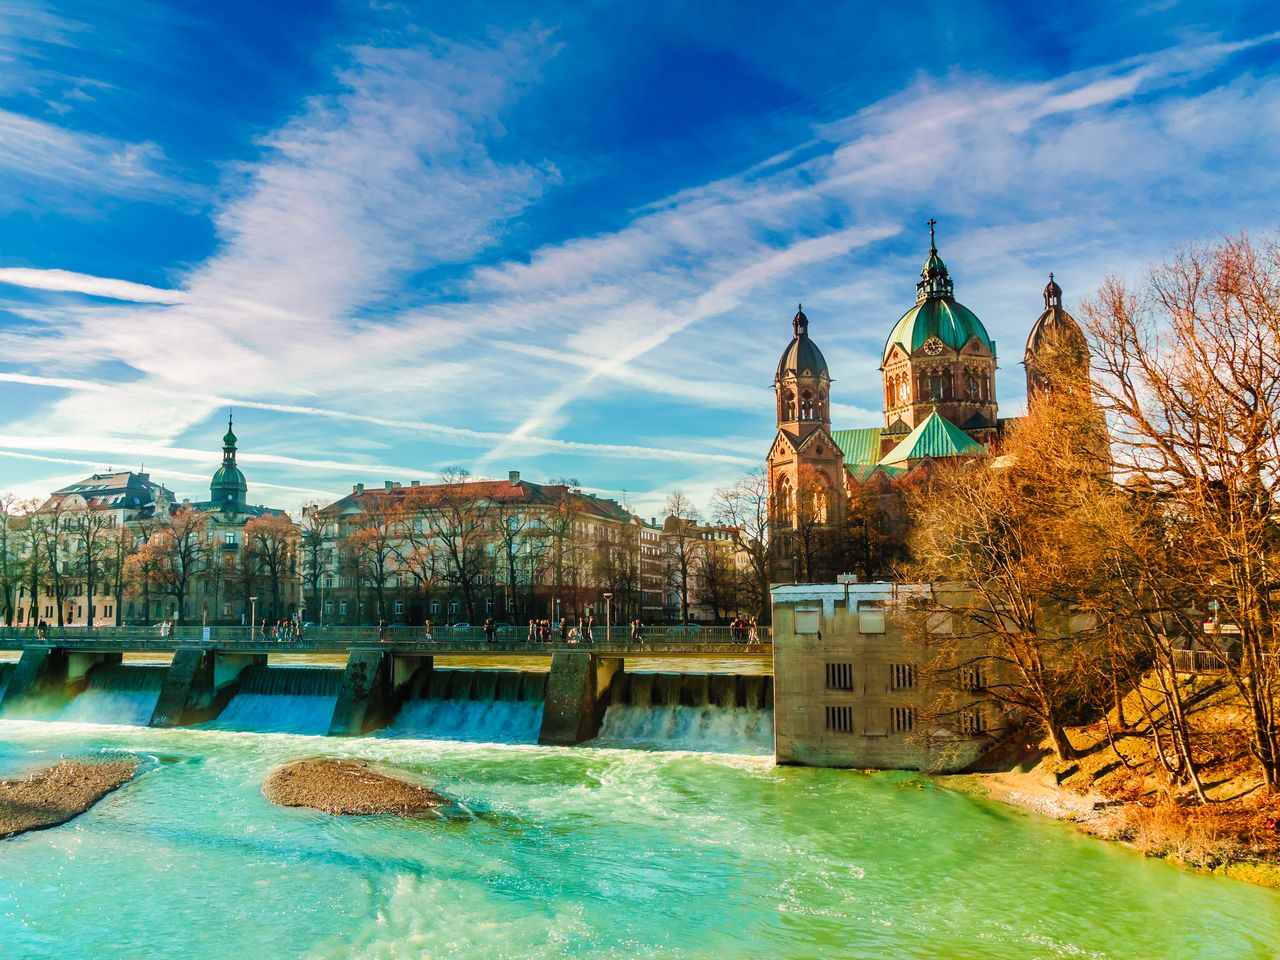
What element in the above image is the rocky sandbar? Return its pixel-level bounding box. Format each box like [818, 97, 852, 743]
[0, 754, 141, 839]
[263, 758, 447, 816]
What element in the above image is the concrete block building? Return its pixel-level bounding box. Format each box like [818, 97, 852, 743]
[771, 581, 1009, 772]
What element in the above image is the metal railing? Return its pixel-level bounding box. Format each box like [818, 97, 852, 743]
[0, 622, 771, 650]
[1171, 649, 1229, 674]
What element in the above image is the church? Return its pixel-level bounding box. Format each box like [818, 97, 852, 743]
[765, 222, 1087, 578]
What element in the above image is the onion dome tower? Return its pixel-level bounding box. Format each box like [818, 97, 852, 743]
[209, 413, 248, 511]
[767, 305, 847, 579]
[1024, 274, 1090, 398]
[774, 304, 831, 435]
[879, 220, 998, 444]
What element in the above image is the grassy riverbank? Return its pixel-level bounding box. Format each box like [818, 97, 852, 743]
[947, 675, 1280, 888]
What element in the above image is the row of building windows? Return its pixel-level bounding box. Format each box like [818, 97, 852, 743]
[823, 662, 916, 691]
[823, 706, 985, 737]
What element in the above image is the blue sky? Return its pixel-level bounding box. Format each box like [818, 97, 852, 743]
[0, 1, 1278, 517]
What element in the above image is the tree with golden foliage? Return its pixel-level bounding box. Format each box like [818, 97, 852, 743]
[125, 509, 209, 624]
[907, 375, 1108, 762]
[1083, 233, 1280, 791]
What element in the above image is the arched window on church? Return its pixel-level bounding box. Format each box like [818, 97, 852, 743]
[964, 370, 978, 399]
[774, 476, 793, 523]
[927, 369, 947, 401]
[782, 389, 795, 421]
[800, 391, 814, 420]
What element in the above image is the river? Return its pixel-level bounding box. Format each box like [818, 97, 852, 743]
[0, 716, 1276, 959]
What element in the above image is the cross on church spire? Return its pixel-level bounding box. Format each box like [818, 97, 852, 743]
[928, 218, 937, 253]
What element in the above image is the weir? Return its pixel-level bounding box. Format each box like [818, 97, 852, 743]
[0, 638, 774, 753]
[381, 668, 547, 743]
[59, 664, 168, 726]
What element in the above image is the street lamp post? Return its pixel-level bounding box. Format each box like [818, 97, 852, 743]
[603, 592, 612, 644]
[249, 596, 258, 641]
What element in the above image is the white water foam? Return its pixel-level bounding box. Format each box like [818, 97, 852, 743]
[56, 666, 167, 726]
[58, 689, 161, 726]
[594, 704, 774, 755]
[380, 698, 544, 744]
[206, 694, 338, 735]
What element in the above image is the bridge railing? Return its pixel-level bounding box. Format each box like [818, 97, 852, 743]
[0, 623, 771, 646]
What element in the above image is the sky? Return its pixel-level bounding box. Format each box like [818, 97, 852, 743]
[0, 1, 1278, 519]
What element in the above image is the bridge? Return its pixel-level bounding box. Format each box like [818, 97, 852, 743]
[0, 624, 773, 747]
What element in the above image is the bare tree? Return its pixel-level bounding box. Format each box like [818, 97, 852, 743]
[0, 496, 24, 626]
[408, 469, 494, 623]
[69, 504, 113, 627]
[1083, 233, 1280, 789]
[341, 497, 404, 623]
[662, 491, 702, 625]
[712, 470, 771, 622]
[244, 514, 299, 622]
[299, 505, 329, 622]
[907, 393, 1107, 762]
[127, 510, 209, 625]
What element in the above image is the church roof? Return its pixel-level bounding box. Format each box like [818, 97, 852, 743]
[878, 410, 985, 466]
[831, 427, 885, 467]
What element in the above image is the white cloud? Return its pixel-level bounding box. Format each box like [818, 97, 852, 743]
[3, 28, 1280, 502]
[0, 267, 184, 302]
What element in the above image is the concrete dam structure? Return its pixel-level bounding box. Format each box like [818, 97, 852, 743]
[0, 633, 773, 752]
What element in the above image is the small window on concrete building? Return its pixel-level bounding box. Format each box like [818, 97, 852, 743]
[958, 665, 986, 691]
[958, 708, 985, 736]
[394, 601, 404, 615]
[339, 601, 348, 615]
[889, 664, 915, 690]
[825, 662, 854, 691]
[926, 612, 953, 635]
[857, 600, 885, 634]
[794, 608, 821, 635]
[223, 602, 232, 617]
[890, 706, 915, 734]
[863, 707, 888, 737]
[825, 705, 854, 733]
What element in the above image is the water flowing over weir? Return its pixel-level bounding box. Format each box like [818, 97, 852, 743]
[595, 672, 774, 754]
[58, 664, 168, 726]
[381, 669, 547, 743]
[205, 666, 341, 735]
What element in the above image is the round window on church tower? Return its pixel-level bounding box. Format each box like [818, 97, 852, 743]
[816, 445, 823, 454]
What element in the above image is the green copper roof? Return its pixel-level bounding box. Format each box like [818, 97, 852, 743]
[878, 411, 985, 466]
[831, 427, 885, 467]
[882, 297, 995, 364]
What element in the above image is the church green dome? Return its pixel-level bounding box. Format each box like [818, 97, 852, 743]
[211, 463, 247, 498]
[881, 222, 995, 365]
[882, 297, 994, 364]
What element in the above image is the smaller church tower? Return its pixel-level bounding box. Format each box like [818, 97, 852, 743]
[767, 305, 848, 581]
[1024, 274, 1090, 398]
[209, 413, 248, 511]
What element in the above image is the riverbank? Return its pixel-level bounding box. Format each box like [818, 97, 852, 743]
[0, 754, 140, 839]
[944, 676, 1280, 889]
[263, 758, 448, 816]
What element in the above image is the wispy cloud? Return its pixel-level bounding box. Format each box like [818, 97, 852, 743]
[0, 268, 184, 302]
[1, 22, 1278, 512]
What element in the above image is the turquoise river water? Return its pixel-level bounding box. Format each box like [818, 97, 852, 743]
[1, 711, 1279, 957]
